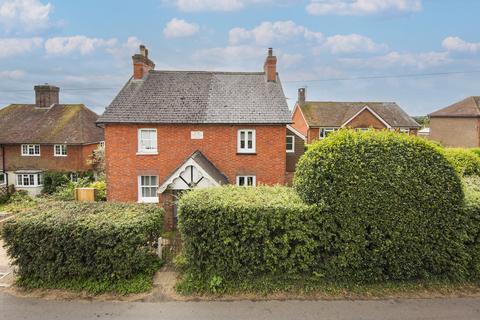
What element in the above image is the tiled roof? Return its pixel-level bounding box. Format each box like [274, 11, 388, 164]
[97, 71, 291, 124]
[429, 96, 480, 118]
[299, 101, 420, 128]
[0, 104, 104, 144]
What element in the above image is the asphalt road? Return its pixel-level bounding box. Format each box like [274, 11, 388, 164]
[1, 292, 480, 320]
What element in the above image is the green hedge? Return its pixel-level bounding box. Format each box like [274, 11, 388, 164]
[463, 176, 480, 279]
[294, 130, 467, 281]
[178, 186, 320, 281]
[443, 148, 480, 177]
[2, 201, 163, 283]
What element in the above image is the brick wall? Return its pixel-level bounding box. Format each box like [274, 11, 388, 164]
[430, 117, 480, 147]
[291, 105, 308, 136]
[105, 123, 287, 202]
[344, 109, 387, 129]
[2, 143, 98, 172]
[286, 128, 305, 173]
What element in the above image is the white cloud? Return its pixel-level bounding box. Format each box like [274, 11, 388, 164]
[106, 36, 142, 60]
[323, 34, 388, 53]
[281, 53, 303, 67]
[229, 20, 323, 45]
[163, 18, 199, 38]
[306, 0, 422, 16]
[0, 37, 42, 58]
[442, 36, 480, 53]
[45, 36, 117, 55]
[340, 51, 450, 69]
[0, 69, 25, 79]
[172, 0, 284, 12]
[0, 0, 52, 31]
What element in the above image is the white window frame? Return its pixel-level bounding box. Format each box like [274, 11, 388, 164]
[15, 173, 43, 187]
[355, 128, 370, 132]
[236, 175, 256, 187]
[319, 128, 337, 139]
[399, 128, 410, 134]
[21, 144, 40, 156]
[137, 128, 158, 155]
[54, 144, 67, 157]
[286, 135, 295, 153]
[237, 129, 256, 154]
[138, 175, 159, 203]
[0, 172, 5, 185]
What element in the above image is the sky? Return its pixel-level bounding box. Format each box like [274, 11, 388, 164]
[0, 0, 478, 116]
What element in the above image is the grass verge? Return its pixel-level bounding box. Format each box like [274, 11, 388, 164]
[176, 273, 480, 299]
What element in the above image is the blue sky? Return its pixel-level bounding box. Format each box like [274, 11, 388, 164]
[0, 0, 479, 116]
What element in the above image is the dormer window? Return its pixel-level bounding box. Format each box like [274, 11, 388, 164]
[237, 129, 256, 154]
[21, 144, 40, 156]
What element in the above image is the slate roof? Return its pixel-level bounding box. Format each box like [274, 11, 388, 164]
[299, 101, 420, 128]
[97, 71, 291, 124]
[0, 104, 104, 144]
[429, 96, 480, 118]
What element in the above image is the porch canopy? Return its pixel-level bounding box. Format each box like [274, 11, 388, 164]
[157, 150, 228, 193]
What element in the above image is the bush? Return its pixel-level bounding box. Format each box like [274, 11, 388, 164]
[462, 176, 480, 280]
[442, 148, 480, 177]
[89, 180, 107, 201]
[471, 148, 480, 158]
[178, 186, 319, 285]
[294, 130, 467, 282]
[42, 171, 70, 194]
[2, 201, 164, 285]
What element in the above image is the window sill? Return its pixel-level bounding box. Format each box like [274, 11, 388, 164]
[136, 152, 158, 156]
[138, 199, 159, 204]
[236, 152, 257, 155]
[15, 185, 43, 188]
[286, 150, 295, 153]
[21, 155, 41, 157]
[54, 155, 68, 157]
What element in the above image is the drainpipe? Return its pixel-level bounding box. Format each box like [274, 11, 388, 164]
[1, 144, 7, 187]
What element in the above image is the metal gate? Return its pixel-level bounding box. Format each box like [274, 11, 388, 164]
[157, 234, 182, 263]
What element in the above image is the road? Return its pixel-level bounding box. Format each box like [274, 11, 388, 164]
[1, 292, 480, 320]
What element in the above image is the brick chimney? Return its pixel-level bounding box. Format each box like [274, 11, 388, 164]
[298, 88, 306, 105]
[34, 84, 59, 108]
[264, 48, 277, 82]
[132, 44, 155, 80]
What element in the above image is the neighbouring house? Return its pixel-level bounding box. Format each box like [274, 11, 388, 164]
[97, 45, 291, 229]
[418, 127, 430, 137]
[285, 125, 305, 184]
[0, 85, 104, 196]
[429, 96, 480, 148]
[291, 88, 421, 144]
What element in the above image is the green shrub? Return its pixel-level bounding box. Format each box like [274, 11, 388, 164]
[89, 180, 107, 201]
[42, 171, 70, 194]
[2, 201, 163, 284]
[471, 148, 480, 158]
[294, 130, 467, 282]
[178, 186, 319, 284]
[462, 176, 480, 280]
[442, 148, 480, 177]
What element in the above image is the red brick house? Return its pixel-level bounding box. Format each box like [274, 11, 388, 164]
[97, 46, 291, 228]
[0, 85, 104, 196]
[291, 88, 420, 144]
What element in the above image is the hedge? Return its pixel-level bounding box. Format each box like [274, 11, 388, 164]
[293, 130, 467, 281]
[442, 148, 480, 177]
[2, 201, 163, 283]
[463, 176, 480, 279]
[178, 186, 320, 281]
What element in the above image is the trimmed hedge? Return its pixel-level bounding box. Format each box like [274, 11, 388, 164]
[2, 201, 163, 283]
[178, 186, 319, 281]
[294, 130, 467, 281]
[443, 148, 480, 177]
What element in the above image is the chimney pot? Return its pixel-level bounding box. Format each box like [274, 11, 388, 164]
[132, 45, 155, 80]
[298, 88, 306, 105]
[34, 84, 59, 108]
